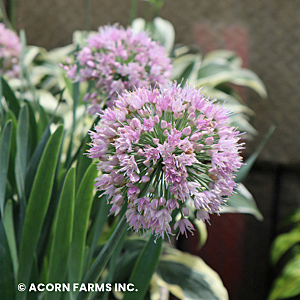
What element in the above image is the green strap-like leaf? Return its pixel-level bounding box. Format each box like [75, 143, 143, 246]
[25, 100, 38, 156]
[15, 104, 29, 200]
[90, 227, 127, 300]
[76, 133, 92, 191]
[25, 122, 51, 200]
[86, 194, 110, 268]
[37, 104, 49, 141]
[16, 125, 63, 300]
[0, 220, 15, 300]
[3, 200, 18, 277]
[46, 168, 75, 300]
[69, 163, 97, 285]
[123, 235, 163, 300]
[5, 110, 17, 194]
[1, 76, 20, 117]
[0, 121, 12, 216]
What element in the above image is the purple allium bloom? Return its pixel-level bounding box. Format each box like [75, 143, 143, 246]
[62, 24, 172, 115]
[88, 83, 244, 239]
[0, 23, 21, 78]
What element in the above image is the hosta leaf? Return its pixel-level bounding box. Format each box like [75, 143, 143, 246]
[196, 64, 267, 99]
[0, 121, 12, 216]
[131, 18, 147, 33]
[227, 69, 267, 98]
[17, 126, 63, 300]
[123, 235, 162, 300]
[37, 90, 67, 115]
[24, 46, 41, 67]
[152, 17, 175, 54]
[156, 250, 228, 300]
[187, 55, 202, 84]
[47, 168, 75, 297]
[44, 44, 76, 63]
[227, 114, 257, 136]
[221, 183, 263, 221]
[172, 54, 199, 81]
[268, 254, 300, 300]
[271, 226, 300, 265]
[197, 62, 234, 79]
[203, 87, 254, 113]
[204, 50, 243, 67]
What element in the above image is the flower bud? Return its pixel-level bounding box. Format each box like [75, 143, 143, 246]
[142, 175, 150, 182]
[182, 207, 189, 217]
[205, 137, 214, 145]
[161, 120, 167, 129]
[182, 126, 191, 136]
[159, 197, 166, 206]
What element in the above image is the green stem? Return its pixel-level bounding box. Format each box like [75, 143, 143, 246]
[102, 230, 127, 300]
[0, 0, 12, 29]
[65, 82, 79, 167]
[77, 215, 128, 300]
[83, 0, 91, 31]
[130, 0, 138, 24]
[123, 235, 163, 300]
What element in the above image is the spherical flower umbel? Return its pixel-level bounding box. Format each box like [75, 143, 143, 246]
[88, 83, 244, 239]
[0, 23, 21, 78]
[63, 24, 172, 115]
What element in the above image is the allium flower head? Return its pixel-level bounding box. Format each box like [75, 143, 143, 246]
[0, 23, 21, 78]
[63, 24, 172, 115]
[88, 83, 244, 239]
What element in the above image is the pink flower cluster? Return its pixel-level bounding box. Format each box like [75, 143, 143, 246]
[0, 23, 21, 78]
[88, 83, 244, 239]
[63, 24, 172, 115]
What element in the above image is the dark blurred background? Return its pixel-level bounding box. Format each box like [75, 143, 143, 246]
[4, 0, 300, 299]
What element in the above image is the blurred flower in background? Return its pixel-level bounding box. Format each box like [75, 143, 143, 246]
[88, 83, 243, 239]
[62, 24, 172, 115]
[0, 23, 21, 78]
